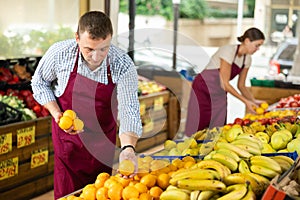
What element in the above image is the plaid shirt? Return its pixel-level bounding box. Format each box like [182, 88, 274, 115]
[31, 39, 142, 136]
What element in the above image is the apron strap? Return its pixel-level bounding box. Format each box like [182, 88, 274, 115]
[233, 45, 246, 69]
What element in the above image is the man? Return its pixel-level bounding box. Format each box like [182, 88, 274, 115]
[31, 11, 142, 199]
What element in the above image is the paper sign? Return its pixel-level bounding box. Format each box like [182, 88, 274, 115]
[154, 96, 164, 111]
[0, 133, 12, 154]
[31, 149, 49, 168]
[17, 126, 35, 148]
[0, 157, 18, 180]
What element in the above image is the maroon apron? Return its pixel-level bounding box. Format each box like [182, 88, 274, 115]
[52, 50, 117, 199]
[185, 45, 245, 136]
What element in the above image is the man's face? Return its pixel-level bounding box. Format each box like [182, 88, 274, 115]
[76, 31, 111, 68]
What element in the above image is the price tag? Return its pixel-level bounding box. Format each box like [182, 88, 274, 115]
[0, 157, 18, 181]
[0, 133, 12, 155]
[31, 149, 49, 169]
[140, 102, 146, 116]
[143, 121, 154, 133]
[154, 96, 164, 111]
[17, 125, 35, 148]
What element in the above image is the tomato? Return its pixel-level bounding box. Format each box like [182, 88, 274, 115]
[233, 118, 244, 125]
[242, 119, 251, 126]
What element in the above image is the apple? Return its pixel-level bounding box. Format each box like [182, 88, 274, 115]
[287, 138, 300, 154]
[289, 101, 299, 107]
[234, 118, 244, 125]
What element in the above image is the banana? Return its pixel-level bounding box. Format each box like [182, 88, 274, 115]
[240, 185, 256, 200]
[271, 156, 293, 172]
[235, 134, 263, 150]
[211, 152, 238, 172]
[290, 124, 298, 136]
[250, 155, 282, 173]
[190, 190, 201, 200]
[242, 126, 257, 135]
[215, 142, 253, 158]
[193, 190, 218, 200]
[192, 129, 207, 140]
[216, 183, 248, 200]
[234, 144, 261, 155]
[222, 172, 262, 195]
[177, 179, 226, 192]
[238, 160, 251, 173]
[192, 160, 231, 180]
[250, 165, 279, 179]
[160, 189, 190, 200]
[231, 138, 262, 151]
[272, 155, 294, 166]
[169, 169, 220, 185]
[216, 148, 241, 162]
[246, 172, 270, 191]
[203, 150, 217, 160]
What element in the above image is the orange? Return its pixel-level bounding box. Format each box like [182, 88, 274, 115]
[63, 109, 77, 120]
[104, 178, 118, 188]
[156, 173, 170, 189]
[108, 182, 123, 200]
[58, 116, 73, 130]
[80, 184, 96, 200]
[122, 185, 139, 200]
[96, 187, 108, 200]
[256, 107, 265, 115]
[139, 192, 152, 200]
[184, 161, 195, 169]
[115, 176, 131, 187]
[97, 172, 110, 180]
[134, 182, 148, 193]
[260, 102, 269, 109]
[119, 160, 135, 176]
[66, 196, 76, 200]
[73, 118, 84, 131]
[149, 186, 163, 198]
[182, 155, 196, 163]
[140, 174, 157, 188]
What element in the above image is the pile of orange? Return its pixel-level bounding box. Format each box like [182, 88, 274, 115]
[60, 156, 197, 200]
[58, 109, 84, 132]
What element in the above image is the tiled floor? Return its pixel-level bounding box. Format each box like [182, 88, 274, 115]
[32, 144, 164, 200]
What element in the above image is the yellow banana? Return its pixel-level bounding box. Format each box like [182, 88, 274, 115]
[192, 129, 207, 140]
[271, 156, 293, 172]
[211, 152, 238, 172]
[198, 190, 219, 200]
[250, 155, 282, 173]
[290, 124, 298, 136]
[246, 172, 270, 191]
[242, 126, 257, 135]
[238, 159, 251, 173]
[216, 148, 241, 162]
[231, 138, 262, 151]
[193, 160, 231, 179]
[240, 185, 256, 200]
[170, 169, 220, 185]
[234, 144, 261, 155]
[160, 189, 190, 200]
[203, 150, 217, 160]
[235, 134, 263, 149]
[177, 179, 226, 192]
[190, 190, 200, 200]
[250, 165, 279, 179]
[217, 183, 248, 200]
[222, 172, 262, 195]
[216, 142, 253, 158]
[272, 155, 294, 166]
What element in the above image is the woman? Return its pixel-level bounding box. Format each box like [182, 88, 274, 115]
[185, 27, 265, 136]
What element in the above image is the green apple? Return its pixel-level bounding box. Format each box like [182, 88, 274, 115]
[261, 143, 276, 153]
[255, 131, 270, 143]
[271, 134, 288, 150]
[287, 138, 300, 154]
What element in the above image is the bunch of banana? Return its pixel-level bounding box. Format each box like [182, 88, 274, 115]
[265, 123, 280, 136]
[230, 134, 263, 156]
[169, 168, 221, 185]
[160, 185, 190, 200]
[217, 183, 248, 200]
[190, 190, 219, 200]
[191, 159, 232, 180]
[222, 172, 265, 196]
[270, 155, 295, 172]
[242, 126, 257, 135]
[249, 155, 282, 179]
[215, 142, 253, 158]
[238, 159, 251, 174]
[191, 129, 208, 140]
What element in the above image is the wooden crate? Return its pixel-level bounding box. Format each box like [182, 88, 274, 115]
[0, 117, 53, 200]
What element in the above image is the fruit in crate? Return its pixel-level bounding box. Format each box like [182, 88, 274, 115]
[138, 79, 166, 95]
[276, 94, 300, 108]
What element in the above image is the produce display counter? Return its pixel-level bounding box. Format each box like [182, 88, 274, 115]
[249, 86, 300, 104]
[0, 116, 53, 200]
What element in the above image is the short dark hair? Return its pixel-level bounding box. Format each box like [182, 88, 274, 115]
[77, 11, 113, 40]
[237, 27, 265, 42]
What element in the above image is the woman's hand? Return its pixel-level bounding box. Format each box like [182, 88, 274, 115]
[245, 100, 258, 114]
[118, 148, 137, 179]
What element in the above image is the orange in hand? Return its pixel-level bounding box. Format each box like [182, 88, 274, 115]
[58, 116, 73, 130]
[119, 160, 135, 176]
